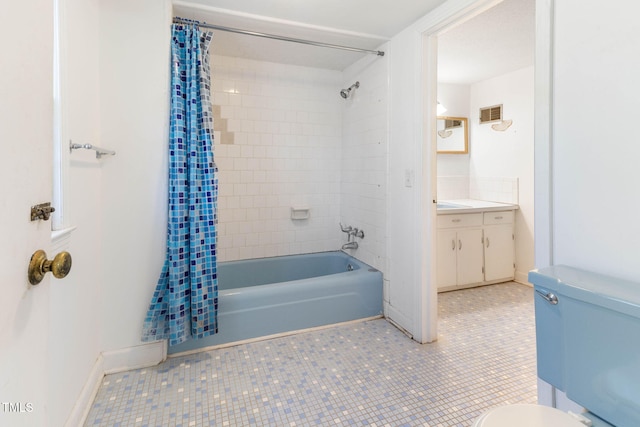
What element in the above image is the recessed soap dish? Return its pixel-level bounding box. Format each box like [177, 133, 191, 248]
[290, 207, 310, 220]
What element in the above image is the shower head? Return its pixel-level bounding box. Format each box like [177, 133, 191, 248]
[340, 81, 360, 99]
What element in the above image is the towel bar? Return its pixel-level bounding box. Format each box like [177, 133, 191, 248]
[69, 141, 116, 159]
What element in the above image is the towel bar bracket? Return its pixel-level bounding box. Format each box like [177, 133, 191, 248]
[69, 141, 116, 159]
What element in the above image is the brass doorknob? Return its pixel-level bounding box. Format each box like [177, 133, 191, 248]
[28, 250, 72, 285]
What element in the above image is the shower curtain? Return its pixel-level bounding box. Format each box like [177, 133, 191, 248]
[142, 23, 218, 346]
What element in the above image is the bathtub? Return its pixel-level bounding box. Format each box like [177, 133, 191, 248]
[168, 251, 383, 355]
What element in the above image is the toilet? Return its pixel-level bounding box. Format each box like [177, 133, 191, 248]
[473, 404, 592, 427]
[473, 266, 640, 427]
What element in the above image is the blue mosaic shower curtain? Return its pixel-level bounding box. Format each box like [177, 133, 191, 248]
[142, 23, 218, 346]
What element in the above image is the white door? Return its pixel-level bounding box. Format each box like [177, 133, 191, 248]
[484, 224, 515, 282]
[436, 230, 457, 289]
[456, 228, 484, 286]
[0, 0, 54, 425]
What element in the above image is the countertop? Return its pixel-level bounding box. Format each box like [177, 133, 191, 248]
[436, 199, 519, 215]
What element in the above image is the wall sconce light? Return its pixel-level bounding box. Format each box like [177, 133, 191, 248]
[491, 119, 513, 131]
[437, 101, 447, 115]
[437, 129, 453, 138]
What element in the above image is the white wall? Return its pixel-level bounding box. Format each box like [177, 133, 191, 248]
[212, 56, 343, 261]
[99, 0, 171, 352]
[551, 1, 640, 281]
[341, 52, 389, 273]
[469, 66, 534, 283]
[386, 21, 424, 333]
[438, 83, 470, 118]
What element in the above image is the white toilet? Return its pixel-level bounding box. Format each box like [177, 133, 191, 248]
[473, 266, 640, 427]
[473, 404, 603, 427]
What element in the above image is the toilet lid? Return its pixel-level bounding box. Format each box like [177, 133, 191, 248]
[474, 404, 586, 427]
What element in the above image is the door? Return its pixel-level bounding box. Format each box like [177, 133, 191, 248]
[0, 0, 54, 425]
[456, 228, 484, 286]
[484, 224, 515, 282]
[436, 229, 457, 289]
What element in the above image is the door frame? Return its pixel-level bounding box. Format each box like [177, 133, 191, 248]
[415, 0, 553, 342]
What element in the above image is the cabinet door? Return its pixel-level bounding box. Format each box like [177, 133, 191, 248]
[484, 224, 515, 281]
[436, 230, 457, 289]
[457, 228, 485, 286]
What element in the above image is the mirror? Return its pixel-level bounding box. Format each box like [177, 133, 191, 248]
[437, 116, 468, 154]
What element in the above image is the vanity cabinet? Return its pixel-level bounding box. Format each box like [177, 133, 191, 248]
[437, 213, 484, 289]
[483, 211, 515, 282]
[437, 210, 515, 291]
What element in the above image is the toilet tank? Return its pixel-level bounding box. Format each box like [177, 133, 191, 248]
[530, 268, 566, 391]
[530, 266, 640, 427]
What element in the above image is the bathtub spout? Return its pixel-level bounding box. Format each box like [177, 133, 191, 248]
[342, 241, 358, 250]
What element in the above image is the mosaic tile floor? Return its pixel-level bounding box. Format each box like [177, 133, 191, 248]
[85, 283, 537, 427]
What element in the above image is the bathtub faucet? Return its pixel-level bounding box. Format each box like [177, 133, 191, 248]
[350, 228, 365, 239]
[340, 223, 353, 233]
[340, 223, 365, 239]
[342, 241, 359, 250]
[339, 223, 364, 250]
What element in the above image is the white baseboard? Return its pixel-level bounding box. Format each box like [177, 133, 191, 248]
[102, 341, 167, 375]
[65, 354, 104, 427]
[68, 341, 168, 426]
[515, 270, 532, 286]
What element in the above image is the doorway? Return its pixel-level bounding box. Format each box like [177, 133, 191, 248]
[422, 0, 535, 340]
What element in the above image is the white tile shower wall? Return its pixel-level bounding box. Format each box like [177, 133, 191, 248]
[469, 176, 519, 204]
[340, 55, 388, 272]
[212, 56, 343, 261]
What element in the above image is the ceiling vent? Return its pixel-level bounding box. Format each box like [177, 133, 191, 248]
[479, 104, 503, 124]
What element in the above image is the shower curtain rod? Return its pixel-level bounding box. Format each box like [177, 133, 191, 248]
[173, 18, 385, 57]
